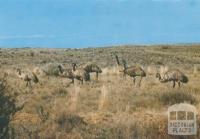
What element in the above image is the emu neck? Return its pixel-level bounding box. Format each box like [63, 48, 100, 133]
[18, 70, 21, 75]
[115, 55, 120, 66]
[72, 65, 76, 71]
[58, 68, 62, 73]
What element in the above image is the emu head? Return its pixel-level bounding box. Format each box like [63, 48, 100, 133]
[122, 59, 127, 70]
[32, 73, 39, 83]
[156, 73, 161, 80]
[142, 70, 146, 77]
[155, 73, 167, 83]
[72, 63, 77, 71]
[57, 65, 64, 73]
[17, 68, 21, 75]
[114, 53, 120, 66]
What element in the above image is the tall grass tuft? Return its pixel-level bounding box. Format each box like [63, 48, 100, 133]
[70, 86, 80, 112]
[98, 85, 109, 110]
[193, 64, 200, 76]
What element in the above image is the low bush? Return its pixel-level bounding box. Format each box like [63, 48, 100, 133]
[159, 90, 197, 106]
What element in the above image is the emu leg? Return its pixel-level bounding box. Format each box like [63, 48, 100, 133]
[138, 77, 142, 87]
[123, 72, 126, 79]
[29, 81, 32, 87]
[26, 80, 31, 87]
[71, 78, 74, 84]
[172, 81, 175, 88]
[84, 73, 90, 81]
[178, 81, 180, 88]
[26, 81, 29, 87]
[96, 72, 98, 80]
[133, 77, 136, 85]
[26, 81, 31, 87]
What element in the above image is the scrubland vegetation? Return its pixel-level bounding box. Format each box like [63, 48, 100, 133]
[0, 45, 200, 139]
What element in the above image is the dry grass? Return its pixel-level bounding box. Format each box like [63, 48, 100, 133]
[1, 45, 200, 139]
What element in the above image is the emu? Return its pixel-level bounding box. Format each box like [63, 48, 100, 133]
[114, 54, 146, 86]
[58, 64, 89, 84]
[58, 64, 78, 84]
[156, 69, 188, 88]
[122, 61, 146, 87]
[16, 68, 39, 87]
[73, 70, 89, 84]
[72, 63, 90, 84]
[83, 63, 102, 80]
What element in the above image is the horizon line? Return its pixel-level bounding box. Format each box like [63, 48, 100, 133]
[0, 42, 200, 49]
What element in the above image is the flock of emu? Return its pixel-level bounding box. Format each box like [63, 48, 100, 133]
[14, 54, 188, 88]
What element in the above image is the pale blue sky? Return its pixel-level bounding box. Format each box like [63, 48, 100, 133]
[0, 0, 200, 48]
